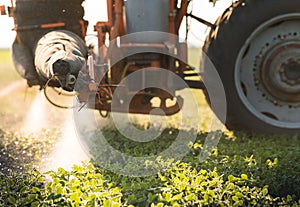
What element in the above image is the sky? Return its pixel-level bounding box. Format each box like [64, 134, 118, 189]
[0, 0, 232, 48]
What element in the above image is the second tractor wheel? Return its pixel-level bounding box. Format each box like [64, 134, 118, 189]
[203, 0, 300, 135]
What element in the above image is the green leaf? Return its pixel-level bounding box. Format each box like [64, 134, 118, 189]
[226, 182, 234, 190]
[27, 194, 37, 202]
[31, 201, 39, 207]
[274, 158, 278, 165]
[179, 183, 186, 192]
[235, 192, 243, 198]
[172, 193, 182, 201]
[110, 187, 120, 194]
[165, 192, 172, 202]
[173, 176, 180, 184]
[52, 194, 62, 200]
[32, 187, 40, 193]
[228, 175, 236, 182]
[185, 193, 197, 201]
[156, 203, 164, 207]
[200, 169, 207, 175]
[232, 195, 239, 202]
[70, 192, 80, 203]
[195, 176, 201, 185]
[20, 186, 28, 193]
[203, 193, 209, 201]
[212, 171, 218, 178]
[111, 203, 122, 207]
[241, 174, 248, 180]
[262, 187, 268, 196]
[103, 199, 111, 207]
[7, 196, 16, 204]
[208, 190, 215, 197]
[99, 191, 109, 198]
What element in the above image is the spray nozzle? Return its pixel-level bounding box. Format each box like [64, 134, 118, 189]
[66, 74, 76, 86]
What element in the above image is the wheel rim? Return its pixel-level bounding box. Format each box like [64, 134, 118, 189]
[235, 14, 300, 129]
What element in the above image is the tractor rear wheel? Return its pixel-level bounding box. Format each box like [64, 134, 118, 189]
[203, 0, 300, 135]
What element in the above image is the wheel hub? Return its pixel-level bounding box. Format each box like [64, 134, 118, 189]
[260, 42, 300, 103]
[281, 58, 300, 85]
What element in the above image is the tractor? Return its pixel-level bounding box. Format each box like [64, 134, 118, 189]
[1, 0, 300, 135]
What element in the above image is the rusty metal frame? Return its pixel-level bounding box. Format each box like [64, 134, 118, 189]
[89, 0, 193, 115]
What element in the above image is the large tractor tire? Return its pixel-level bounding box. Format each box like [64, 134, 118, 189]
[203, 0, 300, 135]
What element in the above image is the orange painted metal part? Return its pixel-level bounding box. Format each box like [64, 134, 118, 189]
[40, 22, 65, 29]
[176, 0, 189, 32]
[0, 5, 6, 15]
[110, 0, 123, 40]
[94, 0, 187, 59]
[89, 91, 183, 116]
[89, 0, 189, 115]
[106, 0, 113, 27]
[79, 20, 88, 38]
[95, 0, 124, 61]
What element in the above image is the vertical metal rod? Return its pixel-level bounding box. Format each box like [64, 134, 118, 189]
[176, 0, 189, 32]
[88, 55, 95, 82]
[106, 0, 113, 27]
[169, 0, 176, 34]
[110, 0, 122, 40]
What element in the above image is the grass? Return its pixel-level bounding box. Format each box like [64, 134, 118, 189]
[0, 49, 21, 88]
[0, 49, 12, 63]
[0, 49, 40, 129]
[0, 49, 299, 206]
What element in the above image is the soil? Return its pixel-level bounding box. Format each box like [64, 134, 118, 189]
[0, 79, 71, 175]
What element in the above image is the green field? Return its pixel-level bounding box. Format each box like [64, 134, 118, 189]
[0, 49, 21, 87]
[0, 49, 299, 206]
